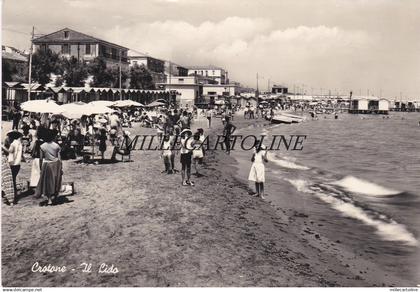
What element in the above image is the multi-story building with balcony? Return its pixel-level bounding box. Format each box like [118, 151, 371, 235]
[32, 28, 129, 69]
[187, 65, 228, 85]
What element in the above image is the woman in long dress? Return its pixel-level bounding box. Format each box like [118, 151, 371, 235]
[248, 141, 268, 199]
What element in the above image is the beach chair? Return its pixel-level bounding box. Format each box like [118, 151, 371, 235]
[111, 136, 132, 162]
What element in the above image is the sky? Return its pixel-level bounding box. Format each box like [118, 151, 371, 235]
[2, 0, 420, 99]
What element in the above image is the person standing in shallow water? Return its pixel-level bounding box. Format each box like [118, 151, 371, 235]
[248, 141, 268, 199]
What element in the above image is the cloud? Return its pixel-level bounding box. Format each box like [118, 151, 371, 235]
[104, 17, 375, 90]
[3, 0, 419, 97]
[63, 0, 96, 8]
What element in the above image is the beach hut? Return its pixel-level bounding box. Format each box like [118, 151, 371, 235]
[350, 96, 389, 114]
[378, 99, 390, 113]
[2, 82, 26, 106]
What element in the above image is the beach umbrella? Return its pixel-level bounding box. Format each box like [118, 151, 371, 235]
[86, 104, 116, 115]
[60, 102, 89, 119]
[89, 100, 116, 107]
[61, 102, 115, 119]
[113, 100, 144, 108]
[145, 101, 166, 108]
[21, 99, 62, 114]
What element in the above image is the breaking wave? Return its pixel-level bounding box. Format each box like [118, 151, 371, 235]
[332, 176, 400, 196]
[271, 156, 310, 170]
[286, 179, 418, 246]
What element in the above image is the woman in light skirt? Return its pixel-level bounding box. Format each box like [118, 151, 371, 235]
[248, 141, 268, 199]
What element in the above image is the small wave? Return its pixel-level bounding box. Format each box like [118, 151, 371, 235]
[271, 157, 310, 170]
[286, 179, 418, 246]
[333, 176, 400, 196]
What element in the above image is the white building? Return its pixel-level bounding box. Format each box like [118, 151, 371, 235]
[157, 76, 200, 106]
[350, 96, 389, 114]
[187, 65, 227, 85]
[202, 84, 238, 98]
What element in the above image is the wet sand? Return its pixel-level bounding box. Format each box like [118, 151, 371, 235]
[0, 116, 406, 287]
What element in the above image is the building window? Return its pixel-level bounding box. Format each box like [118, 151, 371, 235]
[41, 44, 47, 52]
[111, 48, 117, 59]
[62, 44, 69, 54]
[64, 31, 69, 39]
[85, 44, 91, 54]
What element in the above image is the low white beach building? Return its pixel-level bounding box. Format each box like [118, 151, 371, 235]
[349, 96, 389, 114]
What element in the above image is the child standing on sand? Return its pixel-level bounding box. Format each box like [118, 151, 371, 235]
[248, 141, 268, 199]
[161, 134, 174, 174]
[180, 129, 194, 186]
[192, 132, 204, 176]
[98, 128, 107, 160]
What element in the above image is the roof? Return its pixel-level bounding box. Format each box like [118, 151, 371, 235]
[272, 84, 288, 88]
[21, 83, 46, 91]
[2, 51, 27, 62]
[33, 28, 128, 50]
[350, 96, 389, 101]
[3, 82, 23, 88]
[187, 65, 225, 71]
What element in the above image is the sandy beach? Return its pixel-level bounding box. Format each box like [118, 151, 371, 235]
[0, 115, 409, 287]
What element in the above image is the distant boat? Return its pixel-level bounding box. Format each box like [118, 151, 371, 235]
[279, 112, 306, 121]
[271, 115, 295, 124]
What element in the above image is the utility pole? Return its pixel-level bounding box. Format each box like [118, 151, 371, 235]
[168, 61, 171, 85]
[267, 78, 270, 92]
[27, 26, 35, 101]
[256, 73, 259, 97]
[119, 49, 122, 100]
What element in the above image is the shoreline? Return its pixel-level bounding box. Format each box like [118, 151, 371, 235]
[0, 116, 412, 286]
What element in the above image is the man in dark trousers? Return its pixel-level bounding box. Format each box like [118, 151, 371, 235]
[12, 109, 22, 130]
[223, 116, 236, 155]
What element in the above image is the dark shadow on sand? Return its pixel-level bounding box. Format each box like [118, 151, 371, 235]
[73, 158, 132, 165]
[39, 195, 74, 207]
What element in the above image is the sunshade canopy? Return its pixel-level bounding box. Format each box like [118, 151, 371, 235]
[112, 100, 144, 107]
[21, 99, 62, 114]
[145, 101, 166, 107]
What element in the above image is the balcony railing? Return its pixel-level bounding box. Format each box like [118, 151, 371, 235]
[100, 52, 128, 62]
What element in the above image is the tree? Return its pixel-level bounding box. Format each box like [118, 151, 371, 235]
[88, 57, 128, 88]
[106, 66, 129, 88]
[129, 63, 155, 89]
[31, 48, 62, 85]
[61, 56, 88, 87]
[2, 59, 17, 82]
[87, 57, 108, 87]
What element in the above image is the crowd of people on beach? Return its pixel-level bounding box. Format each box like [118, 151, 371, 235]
[1, 100, 272, 207]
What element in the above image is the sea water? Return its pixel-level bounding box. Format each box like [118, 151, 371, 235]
[232, 111, 420, 283]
